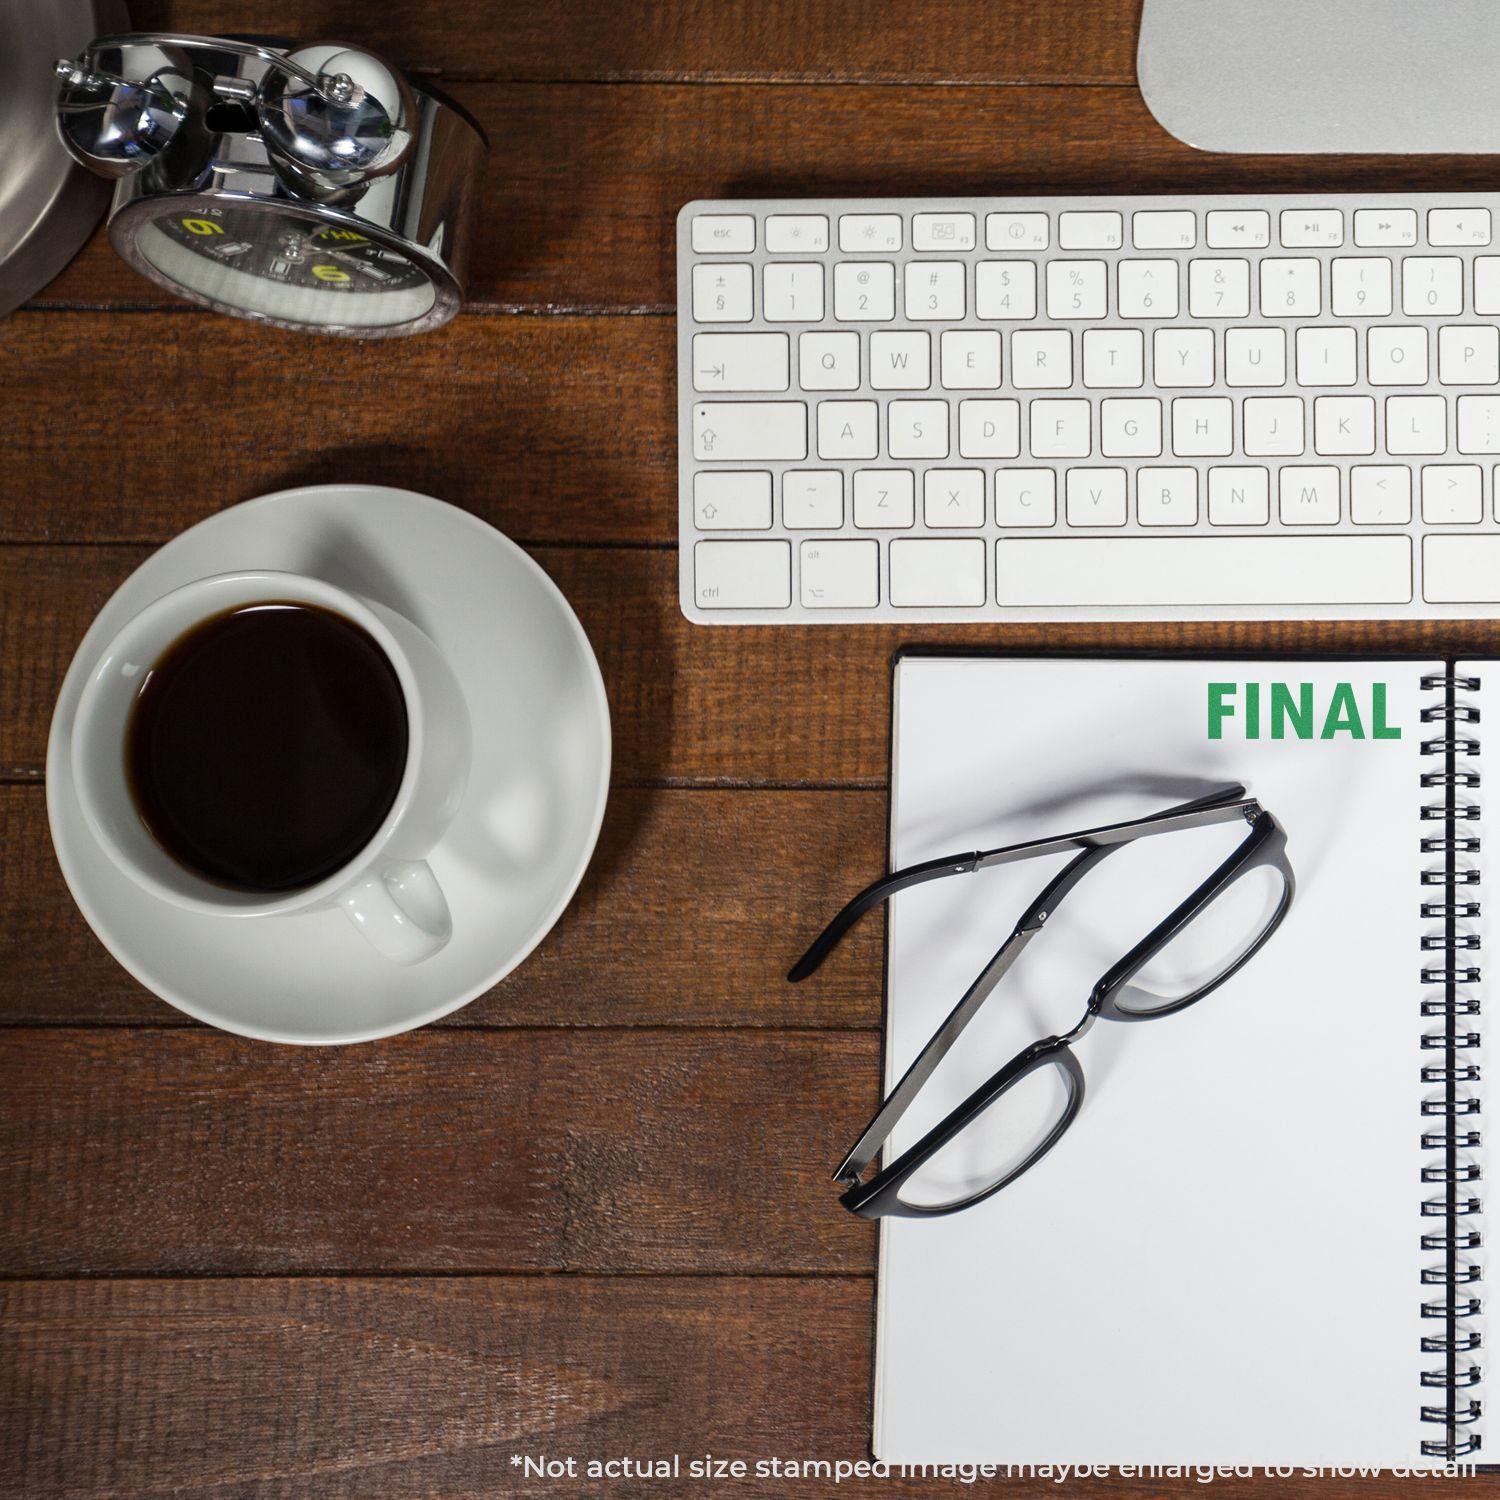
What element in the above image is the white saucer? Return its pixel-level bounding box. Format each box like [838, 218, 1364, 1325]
[46, 486, 611, 1045]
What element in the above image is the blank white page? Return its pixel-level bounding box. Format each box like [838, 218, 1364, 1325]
[876, 657, 1434, 1467]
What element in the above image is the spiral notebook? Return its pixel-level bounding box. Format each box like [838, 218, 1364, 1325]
[875, 655, 1488, 1469]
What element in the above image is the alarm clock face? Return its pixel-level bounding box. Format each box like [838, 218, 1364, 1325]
[129, 202, 442, 331]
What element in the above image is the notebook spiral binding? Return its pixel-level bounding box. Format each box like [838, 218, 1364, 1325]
[1419, 670, 1484, 1462]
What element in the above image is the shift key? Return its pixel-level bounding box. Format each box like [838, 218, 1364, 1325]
[693, 401, 807, 461]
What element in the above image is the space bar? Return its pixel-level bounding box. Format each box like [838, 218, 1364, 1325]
[996, 536, 1412, 607]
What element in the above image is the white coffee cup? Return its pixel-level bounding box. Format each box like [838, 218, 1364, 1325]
[70, 570, 471, 964]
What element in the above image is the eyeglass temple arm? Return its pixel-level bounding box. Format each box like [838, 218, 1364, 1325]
[789, 784, 1254, 983]
[833, 843, 1110, 1184]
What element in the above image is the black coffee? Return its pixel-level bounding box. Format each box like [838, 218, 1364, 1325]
[126, 602, 409, 892]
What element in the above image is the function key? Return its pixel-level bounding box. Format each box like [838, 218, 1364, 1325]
[1059, 210, 1124, 249]
[765, 214, 829, 253]
[691, 214, 756, 254]
[1279, 209, 1343, 247]
[839, 214, 903, 252]
[913, 212, 977, 251]
[1205, 210, 1270, 248]
[1429, 208, 1492, 247]
[1353, 208, 1417, 247]
[1131, 210, 1196, 249]
[986, 212, 1049, 250]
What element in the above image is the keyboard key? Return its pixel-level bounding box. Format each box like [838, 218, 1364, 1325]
[1278, 466, 1340, 525]
[1422, 464, 1483, 523]
[1314, 395, 1376, 455]
[1117, 260, 1179, 318]
[691, 214, 755, 253]
[957, 398, 1021, 457]
[694, 540, 791, 609]
[1402, 257, 1463, 315]
[1059, 211, 1123, 249]
[913, 212, 976, 251]
[1137, 467, 1198, 525]
[799, 330, 860, 391]
[1387, 394, 1448, 455]
[1046, 260, 1108, 319]
[1260, 258, 1321, 317]
[694, 471, 773, 529]
[833, 261, 896, 320]
[1208, 466, 1270, 525]
[1426, 535, 1500, 600]
[1458, 395, 1500, 453]
[1206, 210, 1270, 248]
[1331, 257, 1392, 316]
[1438, 326, 1500, 385]
[1100, 397, 1162, 457]
[1243, 396, 1305, 456]
[888, 400, 950, 458]
[783, 470, 843, 529]
[986, 212, 1049, 250]
[763, 263, 824, 322]
[1225, 327, 1287, 387]
[1012, 329, 1072, 389]
[994, 536, 1411, 607]
[1280, 209, 1343, 247]
[692, 263, 753, 321]
[939, 330, 1002, 389]
[694, 401, 806, 461]
[1188, 258, 1250, 318]
[691, 332, 790, 392]
[817, 400, 879, 459]
[800, 539, 878, 608]
[1295, 327, 1357, 386]
[1082, 329, 1145, 388]
[890, 538, 986, 606]
[1066, 468, 1128, 526]
[1350, 466, 1412, 525]
[869, 330, 931, 390]
[1154, 328, 1215, 387]
[1171, 396, 1233, 456]
[1476, 258, 1500, 314]
[1368, 326, 1427, 385]
[1030, 398, 1091, 458]
[1353, 208, 1418, 247]
[1131, 210, 1196, 249]
[1428, 208, 1491, 247]
[995, 468, 1057, 526]
[975, 261, 1037, 319]
[853, 469, 916, 528]
[765, 214, 829, 253]
[839, 214, 902, 252]
[904, 261, 965, 320]
[924, 469, 986, 527]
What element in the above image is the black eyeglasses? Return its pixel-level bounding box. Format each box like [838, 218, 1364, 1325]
[788, 784, 1295, 1220]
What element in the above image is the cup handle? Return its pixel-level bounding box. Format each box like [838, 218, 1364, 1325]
[338, 861, 452, 965]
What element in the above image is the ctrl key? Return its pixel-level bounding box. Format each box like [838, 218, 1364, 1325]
[694, 540, 791, 610]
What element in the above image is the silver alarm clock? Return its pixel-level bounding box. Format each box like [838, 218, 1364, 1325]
[54, 33, 486, 336]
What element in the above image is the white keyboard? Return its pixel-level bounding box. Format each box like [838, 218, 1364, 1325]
[677, 193, 1500, 624]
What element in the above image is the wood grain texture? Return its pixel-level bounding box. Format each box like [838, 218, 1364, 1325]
[0, 785, 884, 1027]
[1, 1277, 1482, 1500]
[33, 83, 1500, 314]
[7, 543, 1500, 789]
[0, 1028, 874, 1276]
[125, 0, 1141, 84]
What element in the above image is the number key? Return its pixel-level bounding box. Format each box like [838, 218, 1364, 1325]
[1188, 258, 1250, 318]
[833, 261, 896, 321]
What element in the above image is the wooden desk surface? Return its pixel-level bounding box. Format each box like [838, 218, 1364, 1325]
[5, 3, 1500, 1495]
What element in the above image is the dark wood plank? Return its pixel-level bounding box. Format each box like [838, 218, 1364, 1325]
[33, 83, 1500, 314]
[10, 543, 1500, 789]
[128, 0, 1140, 84]
[0, 1276, 1464, 1500]
[0, 1028, 874, 1276]
[0, 785, 884, 1027]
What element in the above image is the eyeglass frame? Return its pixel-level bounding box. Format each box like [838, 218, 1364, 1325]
[787, 784, 1295, 1220]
